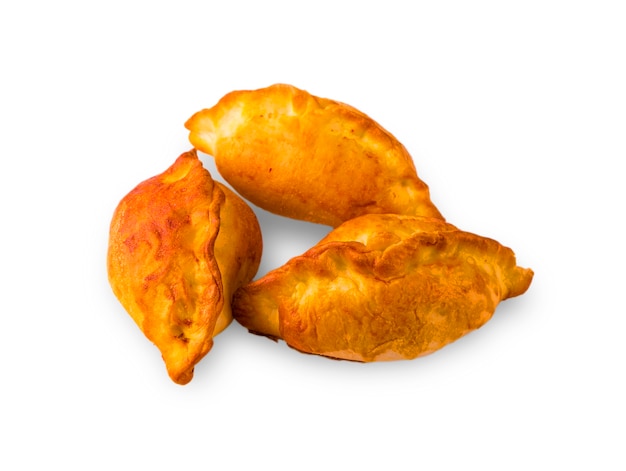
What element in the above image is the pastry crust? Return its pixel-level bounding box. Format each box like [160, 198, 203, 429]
[185, 83, 443, 227]
[233, 214, 532, 362]
[107, 150, 262, 384]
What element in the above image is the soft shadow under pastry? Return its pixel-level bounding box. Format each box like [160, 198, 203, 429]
[107, 149, 262, 384]
[185, 83, 443, 227]
[233, 214, 532, 362]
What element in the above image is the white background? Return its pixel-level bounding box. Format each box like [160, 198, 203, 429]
[2, 1, 624, 469]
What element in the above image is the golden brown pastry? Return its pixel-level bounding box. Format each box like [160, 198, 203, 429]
[185, 83, 443, 227]
[107, 149, 262, 384]
[233, 214, 532, 362]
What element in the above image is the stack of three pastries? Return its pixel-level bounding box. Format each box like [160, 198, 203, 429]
[108, 84, 533, 384]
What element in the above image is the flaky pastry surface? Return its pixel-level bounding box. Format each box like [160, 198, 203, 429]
[233, 214, 532, 362]
[185, 83, 443, 227]
[107, 150, 262, 384]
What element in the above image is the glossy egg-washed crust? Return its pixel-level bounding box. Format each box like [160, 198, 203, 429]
[185, 83, 443, 227]
[233, 214, 533, 362]
[107, 150, 262, 384]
